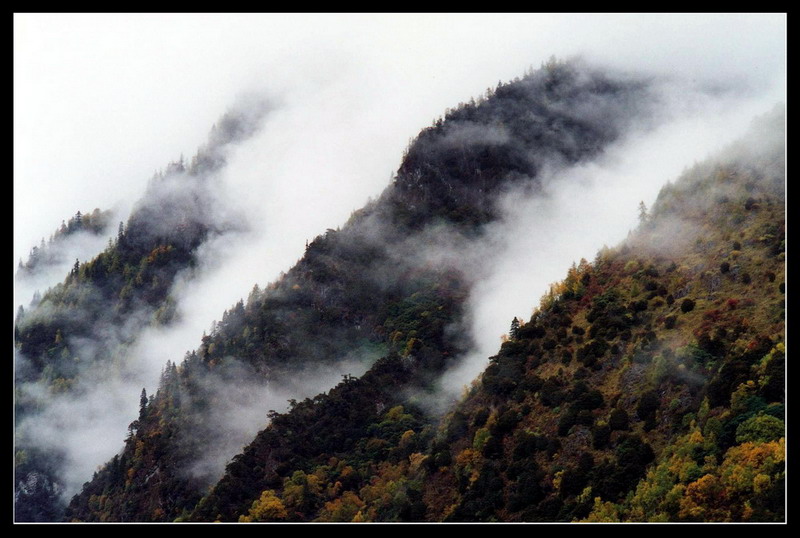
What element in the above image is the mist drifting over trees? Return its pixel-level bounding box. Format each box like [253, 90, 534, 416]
[14, 14, 784, 523]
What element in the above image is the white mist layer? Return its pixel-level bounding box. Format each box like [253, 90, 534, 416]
[20, 78, 414, 498]
[14, 225, 121, 316]
[15, 14, 786, 275]
[16, 375, 146, 497]
[436, 83, 785, 405]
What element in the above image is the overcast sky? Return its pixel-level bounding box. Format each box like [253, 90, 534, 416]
[14, 13, 785, 269]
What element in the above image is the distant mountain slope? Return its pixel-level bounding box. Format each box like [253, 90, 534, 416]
[14, 101, 269, 521]
[16, 208, 113, 279]
[65, 60, 659, 522]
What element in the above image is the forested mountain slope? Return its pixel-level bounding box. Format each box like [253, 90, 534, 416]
[64, 60, 659, 522]
[188, 105, 784, 524]
[14, 101, 269, 521]
[413, 106, 786, 522]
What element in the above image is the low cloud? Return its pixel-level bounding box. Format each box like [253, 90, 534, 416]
[433, 78, 785, 407]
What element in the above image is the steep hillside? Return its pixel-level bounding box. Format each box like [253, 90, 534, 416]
[14, 101, 269, 521]
[413, 107, 785, 522]
[64, 60, 658, 522]
[189, 108, 784, 524]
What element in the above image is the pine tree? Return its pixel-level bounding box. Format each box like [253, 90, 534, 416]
[638, 201, 649, 225]
[510, 317, 521, 340]
[139, 388, 148, 420]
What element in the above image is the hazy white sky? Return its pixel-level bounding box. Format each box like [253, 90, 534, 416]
[14, 13, 785, 269]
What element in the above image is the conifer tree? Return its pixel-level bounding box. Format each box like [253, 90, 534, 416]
[510, 317, 520, 340]
[139, 388, 148, 420]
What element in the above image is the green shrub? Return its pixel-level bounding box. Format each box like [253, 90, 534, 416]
[735, 414, 784, 443]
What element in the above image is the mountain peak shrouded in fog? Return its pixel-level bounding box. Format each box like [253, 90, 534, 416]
[17, 209, 112, 272]
[382, 59, 653, 232]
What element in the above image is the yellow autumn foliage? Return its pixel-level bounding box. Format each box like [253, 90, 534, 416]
[239, 490, 288, 522]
